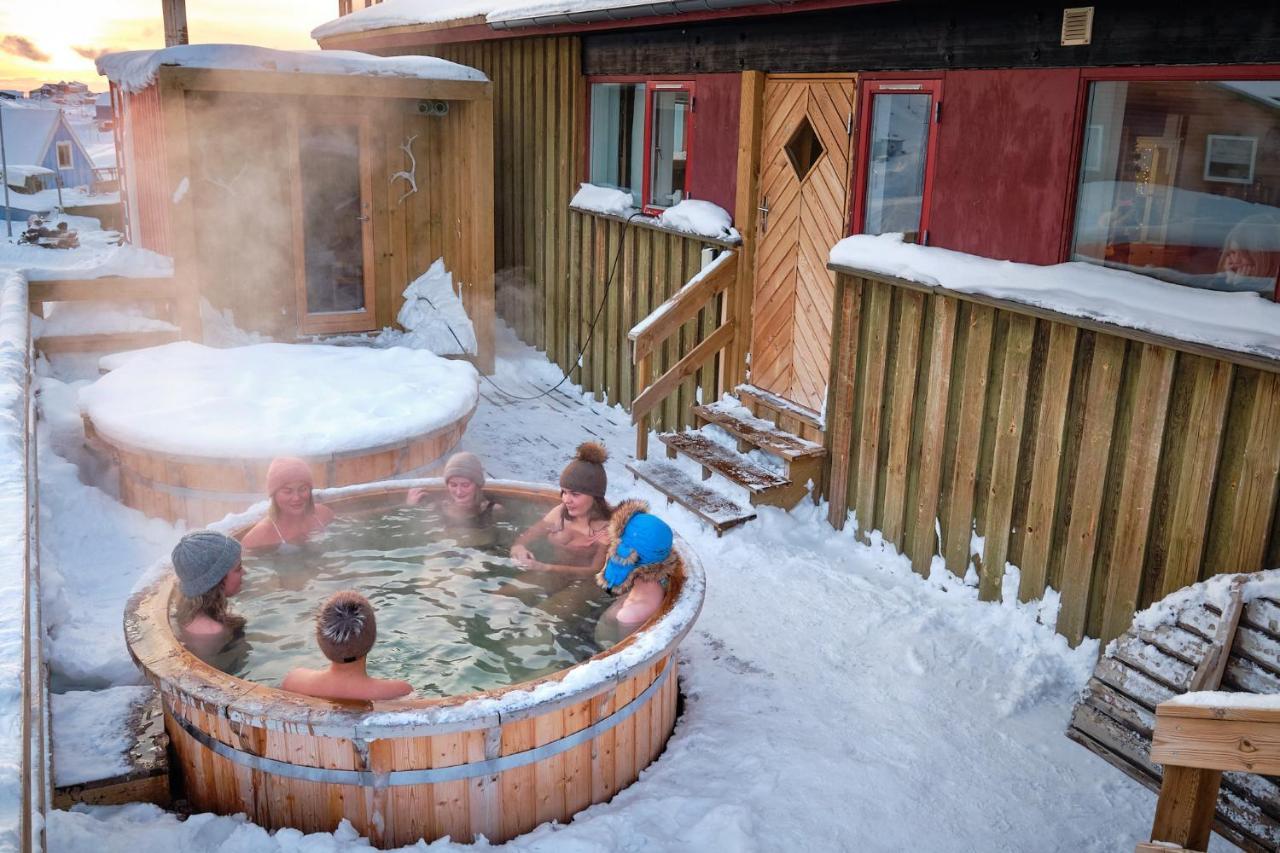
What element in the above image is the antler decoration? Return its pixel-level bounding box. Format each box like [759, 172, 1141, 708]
[390, 134, 419, 204]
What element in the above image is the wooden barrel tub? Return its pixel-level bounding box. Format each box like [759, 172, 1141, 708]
[123, 482, 705, 847]
[84, 404, 474, 527]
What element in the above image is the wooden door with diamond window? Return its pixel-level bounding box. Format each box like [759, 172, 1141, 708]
[750, 75, 856, 412]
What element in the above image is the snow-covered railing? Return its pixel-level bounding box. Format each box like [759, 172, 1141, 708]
[0, 271, 48, 853]
[629, 250, 737, 460]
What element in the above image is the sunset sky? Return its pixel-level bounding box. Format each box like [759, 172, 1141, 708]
[0, 0, 337, 93]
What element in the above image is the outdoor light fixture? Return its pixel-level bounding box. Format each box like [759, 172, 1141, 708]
[416, 100, 450, 117]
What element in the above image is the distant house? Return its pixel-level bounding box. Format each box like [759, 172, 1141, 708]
[94, 92, 113, 129]
[0, 102, 95, 189]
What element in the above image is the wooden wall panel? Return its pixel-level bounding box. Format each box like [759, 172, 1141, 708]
[829, 270, 1280, 646]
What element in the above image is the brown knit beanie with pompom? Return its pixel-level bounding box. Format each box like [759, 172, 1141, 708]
[559, 442, 608, 498]
[316, 591, 377, 664]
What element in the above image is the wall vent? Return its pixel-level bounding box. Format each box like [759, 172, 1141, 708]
[1061, 7, 1094, 46]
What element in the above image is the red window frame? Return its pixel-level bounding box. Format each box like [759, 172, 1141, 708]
[848, 77, 944, 245]
[585, 76, 696, 216]
[1060, 64, 1280, 272]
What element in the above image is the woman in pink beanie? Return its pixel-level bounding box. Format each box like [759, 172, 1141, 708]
[242, 457, 335, 551]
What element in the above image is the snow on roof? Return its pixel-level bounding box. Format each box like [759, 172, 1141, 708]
[829, 232, 1280, 363]
[1, 165, 54, 189]
[0, 102, 60, 165]
[311, 0, 721, 39]
[96, 44, 487, 94]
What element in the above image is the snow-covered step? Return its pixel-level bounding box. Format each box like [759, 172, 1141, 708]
[626, 458, 756, 535]
[52, 685, 170, 808]
[658, 430, 793, 499]
[36, 328, 180, 355]
[734, 383, 824, 433]
[694, 399, 826, 462]
[28, 277, 175, 306]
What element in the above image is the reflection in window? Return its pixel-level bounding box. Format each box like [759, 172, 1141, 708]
[863, 93, 931, 240]
[589, 83, 644, 207]
[1071, 80, 1280, 300]
[648, 88, 690, 210]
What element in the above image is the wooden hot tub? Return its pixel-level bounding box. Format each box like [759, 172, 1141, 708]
[123, 482, 704, 847]
[85, 409, 474, 526]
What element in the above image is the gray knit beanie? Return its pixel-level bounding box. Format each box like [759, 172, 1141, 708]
[443, 452, 485, 487]
[171, 531, 242, 597]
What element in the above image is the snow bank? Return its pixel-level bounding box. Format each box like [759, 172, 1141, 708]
[0, 270, 30, 849]
[52, 687, 155, 786]
[659, 199, 739, 242]
[830, 232, 1280, 362]
[77, 342, 480, 458]
[392, 259, 476, 355]
[0, 232, 171, 283]
[97, 45, 487, 95]
[570, 182, 636, 218]
[33, 302, 177, 338]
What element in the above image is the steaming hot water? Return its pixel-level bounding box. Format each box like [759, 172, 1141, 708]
[183, 500, 623, 696]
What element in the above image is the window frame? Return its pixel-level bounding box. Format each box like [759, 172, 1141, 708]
[585, 75, 696, 217]
[848, 76, 944, 245]
[1060, 64, 1280, 264]
[55, 140, 73, 170]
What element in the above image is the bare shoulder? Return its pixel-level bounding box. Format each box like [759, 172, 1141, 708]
[314, 503, 335, 524]
[539, 505, 562, 525]
[240, 520, 277, 550]
[374, 678, 414, 700]
[281, 668, 321, 694]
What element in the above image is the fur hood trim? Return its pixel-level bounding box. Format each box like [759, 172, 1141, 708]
[596, 499, 679, 594]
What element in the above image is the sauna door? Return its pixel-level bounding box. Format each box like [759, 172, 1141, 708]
[292, 113, 377, 335]
[749, 75, 856, 413]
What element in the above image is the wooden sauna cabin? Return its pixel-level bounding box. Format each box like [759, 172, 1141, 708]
[99, 45, 496, 371]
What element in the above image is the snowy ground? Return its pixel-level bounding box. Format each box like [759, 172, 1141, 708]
[31, 318, 1196, 851]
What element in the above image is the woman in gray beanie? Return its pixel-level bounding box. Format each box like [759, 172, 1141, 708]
[511, 442, 612, 574]
[172, 530, 246, 657]
[405, 451, 505, 533]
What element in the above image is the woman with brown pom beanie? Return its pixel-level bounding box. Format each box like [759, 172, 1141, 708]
[511, 442, 613, 573]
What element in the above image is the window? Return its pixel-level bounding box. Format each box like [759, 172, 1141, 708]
[589, 80, 694, 215]
[1071, 78, 1280, 300]
[55, 141, 73, 170]
[852, 80, 942, 244]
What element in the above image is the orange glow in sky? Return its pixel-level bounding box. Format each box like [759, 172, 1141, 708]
[0, 0, 337, 93]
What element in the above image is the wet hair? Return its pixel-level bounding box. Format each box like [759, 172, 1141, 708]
[316, 591, 377, 663]
[175, 584, 245, 632]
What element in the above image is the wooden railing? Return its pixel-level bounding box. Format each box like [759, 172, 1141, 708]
[629, 250, 738, 460]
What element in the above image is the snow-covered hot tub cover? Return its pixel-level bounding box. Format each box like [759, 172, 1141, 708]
[80, 342, 480, 459]
[96, 44, 487, 94]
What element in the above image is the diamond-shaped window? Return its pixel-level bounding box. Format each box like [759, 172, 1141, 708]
[785, 116, 825, 182]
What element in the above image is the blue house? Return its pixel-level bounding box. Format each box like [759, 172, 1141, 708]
[0, 102, 96, 191]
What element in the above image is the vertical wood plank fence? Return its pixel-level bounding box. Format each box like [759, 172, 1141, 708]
[424, 39, 737, 429]
[826, 266, 1280, 646]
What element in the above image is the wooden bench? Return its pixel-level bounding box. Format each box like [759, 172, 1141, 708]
[1067, 573, 1280, 851]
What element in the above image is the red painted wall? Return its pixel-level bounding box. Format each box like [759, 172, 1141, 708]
[688, 73, 740, 214]
[928, 68, 1081, 265]
[120, 84, 172, 256]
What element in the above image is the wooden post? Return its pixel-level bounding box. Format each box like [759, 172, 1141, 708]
[468, 94, 497, 374]
[162, 0, 189, 46]
[636, 353, 650, 460]
[1149, 765, 1223, 852]
[725, 71, 764, 392]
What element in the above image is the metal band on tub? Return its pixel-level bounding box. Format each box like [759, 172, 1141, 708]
[171, 662, 672, 786]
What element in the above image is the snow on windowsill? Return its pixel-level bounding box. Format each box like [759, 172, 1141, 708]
[569, 184, 741, 245]
[97, 44, 487, 94]
[830, 233, 1280, 364]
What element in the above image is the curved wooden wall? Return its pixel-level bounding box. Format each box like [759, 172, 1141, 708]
[88, 407, 473, 526]
[826, 268, 1280, 646]
[163, 655, 677, 847]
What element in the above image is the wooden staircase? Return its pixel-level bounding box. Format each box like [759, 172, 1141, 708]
[29, 277, 182, 356]
[624, 249, 827, 535]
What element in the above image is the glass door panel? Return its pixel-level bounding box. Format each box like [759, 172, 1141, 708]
[862, 92, 932, 240]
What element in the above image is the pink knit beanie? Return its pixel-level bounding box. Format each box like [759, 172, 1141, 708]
[266, 457, 314, 496]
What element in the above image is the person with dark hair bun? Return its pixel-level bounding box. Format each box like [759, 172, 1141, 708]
[511, 442, 612, 574]
[280, 591, 412, 701]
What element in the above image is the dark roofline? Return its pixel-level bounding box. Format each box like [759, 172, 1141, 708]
[316, 0, 894, 50]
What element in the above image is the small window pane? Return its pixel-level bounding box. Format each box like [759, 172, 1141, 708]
[648, 88, 690, 210]
[862, 93, 931, 240]
[1072, 80, 1280, 299]
[589, 83, 644, 206]
[56, 141, 73, 170]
